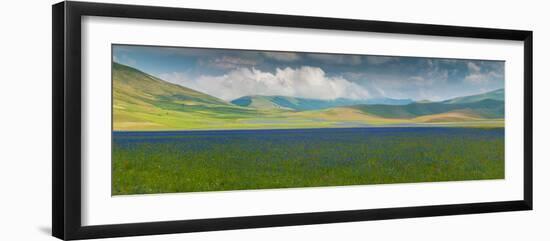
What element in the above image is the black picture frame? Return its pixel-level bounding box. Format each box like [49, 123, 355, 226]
[52, 1, 533, 240]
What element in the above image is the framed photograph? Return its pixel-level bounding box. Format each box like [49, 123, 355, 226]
[52, 1, 533, 240]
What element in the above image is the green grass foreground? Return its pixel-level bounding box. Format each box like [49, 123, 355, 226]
[112, 127, 504, 195]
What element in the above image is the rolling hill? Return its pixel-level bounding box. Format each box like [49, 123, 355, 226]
[351, 98, 504, 119]
[442, 88, 504, 104]
[113, 62, 504, 130]
[231, 95, 412, 111]
[113, 62, 262, 130]
[113, 62, 229, 106]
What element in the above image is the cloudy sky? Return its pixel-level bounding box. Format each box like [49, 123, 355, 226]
[113, 44, 504, 101]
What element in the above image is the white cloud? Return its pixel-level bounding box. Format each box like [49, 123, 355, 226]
[158, 72, 192, 86]
[162, 66, 370, 101]
[465, 71, 501, 84]
[409, 76, 426, 83]
[263, 52, 300, 62]
[465, 61, 500, 84]
[465, 73, 487, 83]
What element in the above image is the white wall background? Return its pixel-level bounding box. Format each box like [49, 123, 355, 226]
[0, 0, 547, 240]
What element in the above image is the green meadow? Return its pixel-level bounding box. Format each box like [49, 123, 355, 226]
[112, 127, 504, 195]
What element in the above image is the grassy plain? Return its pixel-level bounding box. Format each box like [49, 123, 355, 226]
[112, 127, 504, 195]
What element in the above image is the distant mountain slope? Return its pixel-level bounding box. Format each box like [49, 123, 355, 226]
[231, 95, 413, 111]
[113, 62, 260, 130]
[113, 62, 228, 107]
[230, 96, 294, 110]
[411, 110, 483, 123]
[351, 99, 504, 119]
[362, 98, 414, 105]
[443, 88, 504, 104]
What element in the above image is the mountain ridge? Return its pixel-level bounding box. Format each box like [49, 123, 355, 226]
[442, 88, 504, 104]
[231, 95, 413, 111]
[352, 98, 503, 119]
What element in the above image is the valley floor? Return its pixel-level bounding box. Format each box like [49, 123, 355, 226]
[114, 106, 504, 131]
[112, 127, 505, 195]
